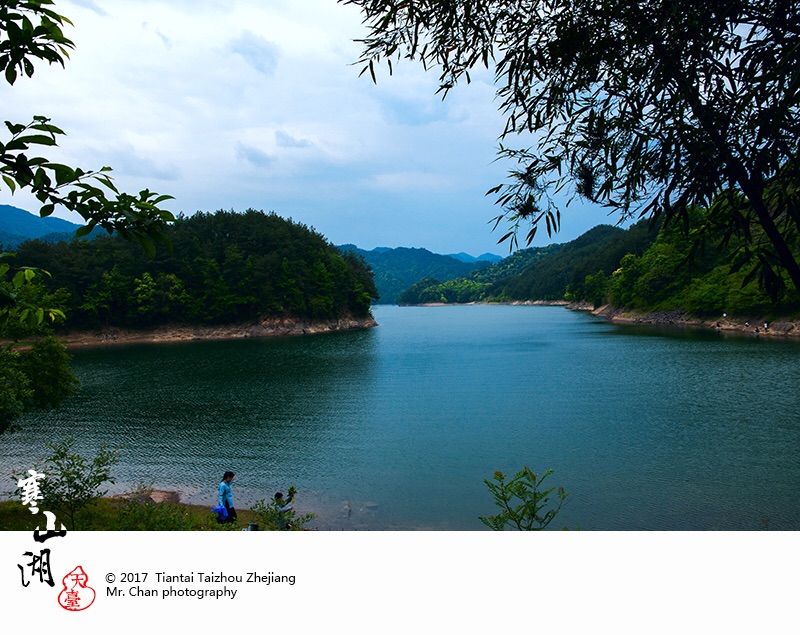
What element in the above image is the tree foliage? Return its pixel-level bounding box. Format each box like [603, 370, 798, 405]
[0, 252, 64, 332]
[398, 220, 657, 304]
[0, 334, 77, 434]
[395, 243, 564, 304]
[17, 333, 78, 407]
[397, 275, 489, 304]
[15, 209, 379, 328]
[1, 253, 77, 434]
[340, 245, 486, 304]
[1, 0, 174, 337]
[344, 0, 800, 297]
[488, 223, 655, 300]
[0, 345, 30, 425]
[603, 206, 799, 314]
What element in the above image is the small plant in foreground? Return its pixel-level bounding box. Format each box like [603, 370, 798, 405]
[479, 467, 569, 531]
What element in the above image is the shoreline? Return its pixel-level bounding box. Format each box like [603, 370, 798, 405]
[395, 300, 800, 337]
[399, 300, 569, 308]
[55, 314, 379, 349]
[586, 304, 800, 338]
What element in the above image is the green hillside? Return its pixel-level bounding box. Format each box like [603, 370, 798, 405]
[599, 211, 800, 316]
[13, 209, 378, 329]
[397, 221, 660, 305]
[397, 243, 563, 304]
[337, 245, 490, 304]
[495, 221, 660, 301]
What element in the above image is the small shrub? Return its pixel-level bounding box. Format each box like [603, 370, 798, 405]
[250, 487, 315, 530]
[479, 467, 569, 531]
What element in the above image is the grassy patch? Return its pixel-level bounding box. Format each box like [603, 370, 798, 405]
[0, 496, 258, 531]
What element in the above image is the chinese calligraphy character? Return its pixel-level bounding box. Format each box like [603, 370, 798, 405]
[34, 510, 67, 543]
[17, 469, 46, 514]
[18, 548, 54, 588]
[16, 467, 68, 590]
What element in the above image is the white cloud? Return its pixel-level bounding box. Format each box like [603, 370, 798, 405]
[67, 0, 107, 16]
[236, 142, 275, 168]
[154, 28, 173, 50]
[104, 143, 182, 181]
[275, 130, 312, 149]
[367, 171, 456, 193]
[228, 31, 280, 76]
[1, 0, 606, 255]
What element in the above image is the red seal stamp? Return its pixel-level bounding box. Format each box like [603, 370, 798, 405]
[57, 566, 96, 611]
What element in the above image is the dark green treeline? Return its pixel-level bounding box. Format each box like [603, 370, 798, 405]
[13, 209, 379, 329]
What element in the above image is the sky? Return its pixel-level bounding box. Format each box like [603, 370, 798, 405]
[1, 0, 614, 256]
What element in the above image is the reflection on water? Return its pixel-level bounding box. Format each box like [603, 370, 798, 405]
[2, 305, 799, 530]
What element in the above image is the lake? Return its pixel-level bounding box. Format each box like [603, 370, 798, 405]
[2, 304, 799, 530]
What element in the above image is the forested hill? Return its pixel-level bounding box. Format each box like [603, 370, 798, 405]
[14, 209, 378, 329]
[591, 209, 800, 316]
[337, 245, 491, 304]
[397, 221, 659, 305]
[493, 222, 660, 301]
[397, 243, 564, 304]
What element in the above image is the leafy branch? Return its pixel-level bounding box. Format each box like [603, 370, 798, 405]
[0, 253, 64, 333]
[479, 467, 569, 531]
[1, 116, 175, 257]
[1, 0, 175, 257]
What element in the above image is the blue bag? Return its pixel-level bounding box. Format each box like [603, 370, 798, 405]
[212, 505, 228, 521]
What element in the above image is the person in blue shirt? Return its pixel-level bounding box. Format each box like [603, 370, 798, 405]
[218, 471, 236, 524]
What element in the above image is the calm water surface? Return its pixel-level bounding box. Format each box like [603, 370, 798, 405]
[3, 305, 799, 530]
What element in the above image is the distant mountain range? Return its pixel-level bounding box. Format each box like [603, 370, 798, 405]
[337, 245, 499, 304]
[447, 251, 503, 264]
[0, 204, 81, 248]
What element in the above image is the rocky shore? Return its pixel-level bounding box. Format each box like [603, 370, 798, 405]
[57, 314, 379, 348]
[587, 304, 800, 337]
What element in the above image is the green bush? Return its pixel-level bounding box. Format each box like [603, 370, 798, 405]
[250, 487, 315, 530]
[479, 467, 569, 531]
[677, 268, 730, 315]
